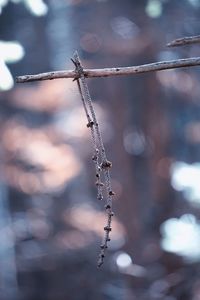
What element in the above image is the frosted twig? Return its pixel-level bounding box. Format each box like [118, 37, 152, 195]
[73, 51, 114, 267]
[16, 57, 200, 83]
[75, 63, 103, 203]
[167, 35, 200, 47]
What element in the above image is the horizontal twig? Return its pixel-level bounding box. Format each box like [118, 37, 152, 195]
[167, 35, 200, 47]
[16, 57, 200, 83]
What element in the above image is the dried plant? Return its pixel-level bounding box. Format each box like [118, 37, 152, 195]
[72, 52, 114, 267]
[16, 34, 200, 267]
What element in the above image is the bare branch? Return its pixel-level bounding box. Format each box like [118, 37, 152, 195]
[16, 57, 200, 83]
[16, 70, 77, 83]
[167, 35, 200, 47]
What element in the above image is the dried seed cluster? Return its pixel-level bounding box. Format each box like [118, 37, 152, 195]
[72, 51, 114, 267]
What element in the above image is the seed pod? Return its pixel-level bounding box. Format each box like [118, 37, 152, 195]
[104, 226, 112, 232]
[105, 204, 111, 209]
[109, 190, 115, 196]
[86, 121, 94, 128]
[101, 160, 112, 169]
[100, 245, 108, 249]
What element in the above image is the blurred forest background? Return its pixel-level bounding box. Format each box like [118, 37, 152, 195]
[1, 0, 200, 299]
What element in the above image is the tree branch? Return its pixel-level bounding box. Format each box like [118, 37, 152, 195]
[16, 57, 200, 83]
[167, 35, 200, 47]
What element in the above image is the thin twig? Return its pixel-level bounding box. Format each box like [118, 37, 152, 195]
[16, 57, 200, 83]
[167, 35, 200, 47]
[72, 51, 114, 267]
